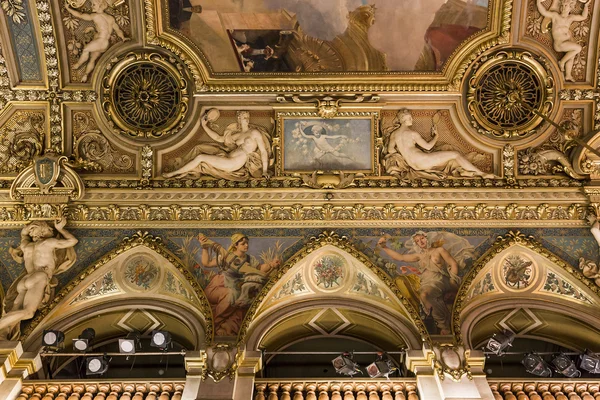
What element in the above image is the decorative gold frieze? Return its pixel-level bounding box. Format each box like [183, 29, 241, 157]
[56, 203, 589, 226]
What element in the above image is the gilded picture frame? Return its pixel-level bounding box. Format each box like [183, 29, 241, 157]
[275, 111, 379, 176]
[148, 0, 510, 92]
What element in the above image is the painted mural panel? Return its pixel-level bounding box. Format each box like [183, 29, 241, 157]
[171, 232, 301, 336]
[0, 227, 596, 338]
[359, 231, 484, 335]
[166, 0, 490, 72]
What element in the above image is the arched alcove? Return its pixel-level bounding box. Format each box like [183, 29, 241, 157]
[22, 233, 211, 352]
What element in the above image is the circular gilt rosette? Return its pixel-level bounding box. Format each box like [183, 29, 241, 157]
[102, 52, 189, 139]
[465, 50, 554, 140]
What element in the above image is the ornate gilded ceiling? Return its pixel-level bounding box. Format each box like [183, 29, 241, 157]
[1, 0, 600, 382]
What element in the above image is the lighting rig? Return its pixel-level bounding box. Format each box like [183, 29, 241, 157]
[40, 329, 183, 376]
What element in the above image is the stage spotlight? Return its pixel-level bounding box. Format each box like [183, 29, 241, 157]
[580, 350, 600, 374]
[552, 353, 581, 378]
[118, 331, 141, 355]
[85, 355, 109, 376]
[522, 353, 552, 377]
[486, 330, 514, 355]
[332, 352, 362, 377]
[42, 330, 64, 348]
[150, 330, 172, 350]
[366, 352, 397, 378]
[73, 328, 95, 352]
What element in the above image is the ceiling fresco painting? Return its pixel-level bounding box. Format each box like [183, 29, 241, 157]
[166, 0, 490, 73]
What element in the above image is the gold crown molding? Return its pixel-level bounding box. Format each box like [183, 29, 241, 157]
[238, 231, 430, 347]
[81, 176, 584, 191]
[79, 187, 588, 203]
[20, 231, 214, 342]
[452, 231, 600, 345]
[66, 202, 590, 224]
[143, 0, 512, 93]
[0, 186, 589, 203]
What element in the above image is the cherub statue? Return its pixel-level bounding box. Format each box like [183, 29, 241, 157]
[66, 0, 129, 83]
[0, 218, 78, 340]
[382, 109, 495, 180]
[536, 0, 590, 82]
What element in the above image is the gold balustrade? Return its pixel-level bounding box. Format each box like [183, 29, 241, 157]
[489, 381, 600, 400]
[253, 379, 419, 400]
[15, 380, 185, 400]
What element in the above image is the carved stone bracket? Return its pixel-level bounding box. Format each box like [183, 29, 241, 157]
[10, 154, 84, 220]
[276, 94, 380, 119]
[432, 343, 474, 382]
[298, 171, 356, 189]
[203, 343, 241, 382]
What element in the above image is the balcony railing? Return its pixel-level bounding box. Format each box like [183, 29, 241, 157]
[489, 380, 600, 400]
[253, 379, 419, 400]
[16, 380, 185, 400]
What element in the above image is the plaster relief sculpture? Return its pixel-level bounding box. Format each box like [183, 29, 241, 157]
[0, 218, 78, 340]
[162, 110, 274, 181]
[65, 0, 130, 83]
[382, 109, 495, 180]
[536, 0, 590, 82]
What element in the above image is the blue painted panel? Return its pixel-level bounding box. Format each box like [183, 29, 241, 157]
[6, 0, 43, 81]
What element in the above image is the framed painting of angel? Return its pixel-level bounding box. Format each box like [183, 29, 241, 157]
[277, 112, 377, 174]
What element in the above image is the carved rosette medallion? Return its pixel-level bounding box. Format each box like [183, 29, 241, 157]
[466, 50, 554, 139]
[102, 51, 189, 139]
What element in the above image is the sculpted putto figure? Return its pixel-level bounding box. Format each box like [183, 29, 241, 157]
[162, 110, 273, 181]
[536, 0, 590, 82]
[66, 0, 129, 83]
[0, 218, 78, 340]
[383, 109, 494, 180]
